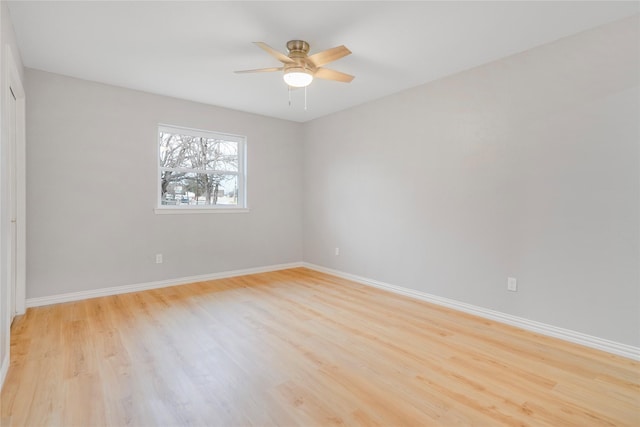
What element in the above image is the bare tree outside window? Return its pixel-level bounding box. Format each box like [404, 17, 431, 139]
[158, 126, 245, 208]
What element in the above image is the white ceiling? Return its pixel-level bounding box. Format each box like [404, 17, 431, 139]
[7, 1, 639, 123]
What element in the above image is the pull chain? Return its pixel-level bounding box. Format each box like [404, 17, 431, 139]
[286, 86, 309, 110]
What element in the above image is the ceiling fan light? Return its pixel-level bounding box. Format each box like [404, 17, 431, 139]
[283, 70, 313, 88]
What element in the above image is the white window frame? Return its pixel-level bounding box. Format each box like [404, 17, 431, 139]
[154, 124, 248, 214]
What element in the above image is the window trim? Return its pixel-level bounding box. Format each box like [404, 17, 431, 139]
[154, 207, 250, 215]
[155, 124, 248, 213]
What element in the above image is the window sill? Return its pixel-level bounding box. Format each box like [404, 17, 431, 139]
[154, 207, 250, 215]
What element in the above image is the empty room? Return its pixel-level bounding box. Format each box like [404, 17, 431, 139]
[1, 1, 639, 426]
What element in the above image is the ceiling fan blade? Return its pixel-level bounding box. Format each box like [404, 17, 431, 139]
[234, 67, 283, 74]
[308, 45, 351, 67]
[314, 67, 354, 83]
[254, 42, 295, 64]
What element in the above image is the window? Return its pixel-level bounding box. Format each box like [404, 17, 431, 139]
[157, 125, 246, 211]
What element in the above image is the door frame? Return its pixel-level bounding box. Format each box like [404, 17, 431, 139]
[4, 45, 26, 317]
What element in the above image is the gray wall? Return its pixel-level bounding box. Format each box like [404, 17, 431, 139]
[303, 16, 639, 346]
[26, 69, 303, 298]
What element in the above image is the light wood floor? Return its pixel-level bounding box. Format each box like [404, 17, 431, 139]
[1, 268, 638, 426]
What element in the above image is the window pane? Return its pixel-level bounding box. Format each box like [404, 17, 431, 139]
[159, 132, 195, 169]
[161, 172, 238, 206]
[206, 140, 238, 172]
[160, 132, 239, 172]
[214, 174, 239, 205]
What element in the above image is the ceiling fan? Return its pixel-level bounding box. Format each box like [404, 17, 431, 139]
[235, 40, 354, 88]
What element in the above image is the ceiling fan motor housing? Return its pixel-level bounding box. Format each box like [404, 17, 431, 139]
[286, 40, 310, 56]
[285, 40, 315, 73]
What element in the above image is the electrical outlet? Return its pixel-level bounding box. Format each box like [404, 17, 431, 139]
[156, 254, 163, 264]
[335, 247, 340, 256]
[507, 277, 517, 292]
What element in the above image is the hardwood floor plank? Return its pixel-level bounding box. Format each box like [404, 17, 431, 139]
[2, 268, 638, 426]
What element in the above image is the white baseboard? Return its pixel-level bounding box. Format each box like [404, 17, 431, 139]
[0, 352, 8, 392]
[22, 261, 640, 361]
[26, 262, 303, 309]
[302, 263, 640, 361]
